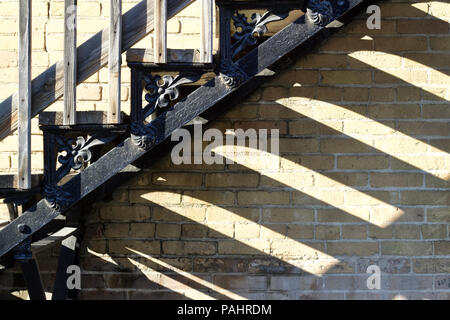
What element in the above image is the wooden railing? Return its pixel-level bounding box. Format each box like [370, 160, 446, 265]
[12, 0, 213, 190]
[153, 0, 213, 64]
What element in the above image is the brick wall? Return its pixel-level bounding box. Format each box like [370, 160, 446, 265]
[1, 0, 449, 299]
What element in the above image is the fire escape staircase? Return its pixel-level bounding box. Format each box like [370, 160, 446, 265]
[0, 0, 371, 299]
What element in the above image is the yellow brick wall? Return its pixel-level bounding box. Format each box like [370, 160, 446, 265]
[1, 0, 450, 300]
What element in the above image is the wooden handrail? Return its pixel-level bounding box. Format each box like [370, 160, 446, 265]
[0, 0, 195, 141]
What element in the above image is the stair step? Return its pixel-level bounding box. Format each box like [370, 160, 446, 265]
[31, 227, 77, 254]
[0, 174, 42, 197]
[39, 123, 129, 134]
[127, 48, 216, 71]
[39, 111, 129, 126]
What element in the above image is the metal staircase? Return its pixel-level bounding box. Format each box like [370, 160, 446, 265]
[0, 0, 371, 299]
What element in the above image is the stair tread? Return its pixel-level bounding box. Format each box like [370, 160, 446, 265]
[39, 111, 129, 126]
[0, 174, 42, 191]
[127, 48, 215, 71]
[39, 123, 130, 134]
[31, 227, 77, 254]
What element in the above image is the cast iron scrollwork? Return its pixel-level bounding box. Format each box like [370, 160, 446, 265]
[130, 121, 158, 151]
[54, 134, 116, 183]
[305, 0, 349, 26]
[231, 11, 290, 59]
[219, 62, 247, 89]
[142, 73, 202, 119]
[43, 184, 72, 211]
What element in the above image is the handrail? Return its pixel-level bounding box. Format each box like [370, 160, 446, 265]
[0, 0, 195, 141]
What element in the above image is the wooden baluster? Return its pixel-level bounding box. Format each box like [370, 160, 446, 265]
[154, 0, 167, 63]
[108, 0, 122, 123]
[18, 0, 32, 189]
[200, 0, 213, 63]
[64, 0, 77, 125]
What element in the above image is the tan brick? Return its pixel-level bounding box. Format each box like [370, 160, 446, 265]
[397, 121, 449, 136]
[401, 191, 449, 205]
[220, 104, 258, 120]
[181, 224, 207, 238]
[104, 224, 129, 238]
[238, 191, 289, 205]
[152, 172, 202, 187]
[397, 19, 449, 34]
[153, 206, 206, 222]
[320, 71, 372, 85]
[205, 173, 258, 188]
[343, 120, 396, 135]
[129, 223, 156, 238]
[434, 241, 450, 255]
[327, 242, 378, 256]
[100, 206, 150, 221]
[262, 87, 289, 101]
[369, 225, 393, 239]
[182, 191, 234, 205]
[262, 208, 313, 223]
[371, 173, 423, 188]
[286, 225, 314, 239]
[155, 224, 181, 238]
[273, 70, 319, 86]
[315, 225, 340, 240]
[315, 173, 369, 187]
[427, 208, 450, 223]
[235, 223, 260, 239]
[374, 70, 428, 85]
[207, 224, 234, 239]
[318, 208, 370, 223]
[394, 224, 420, 239]
[374, 36, 428, 52]
[422, 104, 450, 119]
[289, 119, 343, 135]
[337, 155, 389, 170]
[130, 190, 181, 205]
[413, 258, 450, 273]
[296, 54, 347, 69]
[320, 36, 373, 52]
[292, 190, 345, 206]
[381, 241, 432, 256]
[77, 84, 102, 101]
[430, 37, 450, 51]
[421, 224, 447, 239]
[379, 3, 429, 17]
[108, 240, 160, 255]
[368, 88, 396, 102]
[342, 225, 367, 240]
[320, 138, 374, 153]
[271, 240, 324, 258]
[343, 88, 369, 102]
[162, 241, 216, 255]
[281, 155, 334, 170]
[368, 104, 421, 119]
[218, 239, 270, 255]
[207, 207, 259, 223]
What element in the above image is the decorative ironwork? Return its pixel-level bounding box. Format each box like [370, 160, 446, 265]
[54, 134, 115, 183]
[219, 61, 247, 88]
[43, 184, 72, 211]
[231, 11, 289, 59]
[143, 73, 201, 119]
[130, 121, 158, 150]
[306, 0, 349, 26]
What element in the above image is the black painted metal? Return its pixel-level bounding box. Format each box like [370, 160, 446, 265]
[52, 231, 79, 300]
[20, 259, 46, 300]
[0, 0, 367, 258]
